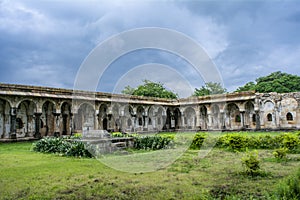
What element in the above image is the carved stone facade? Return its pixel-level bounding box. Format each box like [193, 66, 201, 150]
[0, 83, 299, 139]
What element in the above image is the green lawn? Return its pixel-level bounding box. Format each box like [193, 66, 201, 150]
[0, 133, 300, 199]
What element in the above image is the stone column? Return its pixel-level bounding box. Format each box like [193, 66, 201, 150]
[34, 113, 42, 138]
[70, 113, 74, 135]
[144, 116, 148, 131]
[94, 111, 99, 130]
[10, 107, 17, 139]
[240, 111, 245, 129]
[207, 113, 212, 129]
[255, 110, 261, 130]
[196, 110, 201, 130]
[53, 113, 60, 137]
[220, 112, 225, 130]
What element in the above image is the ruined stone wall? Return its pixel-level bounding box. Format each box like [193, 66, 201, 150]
[0, 83, 299, 139]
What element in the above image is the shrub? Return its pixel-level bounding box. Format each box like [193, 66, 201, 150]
[134, 135, 174, 150]
[241, 150, 261, 176]
[273, 147, 288, 160]
[220, 134, 248, 152]
[281, 133, 300, 153]
[32, 137, 92, 158]
[190, 133, 207, 149]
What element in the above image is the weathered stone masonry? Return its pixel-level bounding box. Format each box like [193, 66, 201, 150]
[0, 83, 299, 139]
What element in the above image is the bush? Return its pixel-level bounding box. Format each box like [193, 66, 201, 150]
[281, 133, 300, 153]
[134, 135, 174, 150]
[220, 134, 248, 152]
[32, 137, 92, 158]
[273, 147, 288, 160]
[241, 150, 261, 176]
[190, 133, 207, 149]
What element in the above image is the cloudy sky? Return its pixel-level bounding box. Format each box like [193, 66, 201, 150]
[1, 0, 300, 97]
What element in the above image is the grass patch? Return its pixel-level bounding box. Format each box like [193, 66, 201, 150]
[0, 132, 300, 199]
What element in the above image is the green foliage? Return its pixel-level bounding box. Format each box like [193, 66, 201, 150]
[70, 133, 82, 139]
[274, 168, 300, 199]
[111, 132, 137, 138]
[241, 150, 261, 176]
[273, 147, 288, 160]
[218, 134, 248, 152]
[193, 82, 227, 96]
[215, 132, 300, 151]
[134, 135, 174, 150]
[236, 71, 300, 93]
[281, 133, 300, 153]
[32, 137, 92, 157]
[235, 82, 256, 92]
[121, 80, 178, 99]
[121, 85, 135, 95]
[190, 133, 207, 149]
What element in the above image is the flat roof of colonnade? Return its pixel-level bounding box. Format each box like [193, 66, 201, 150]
[0, 83, 257, 106]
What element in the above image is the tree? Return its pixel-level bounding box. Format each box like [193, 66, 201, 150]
[235, 71, 300, 93]
[193, 82, 227, 96]
[121, 80, 178, 99]
[235, 82, 256, 92]
[121, 85, 135, 95]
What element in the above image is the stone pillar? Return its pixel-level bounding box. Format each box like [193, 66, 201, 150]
[94, 111, 99, 130]
[34, 113, 42, 138]
[10, 107, 17, 139]
[70, 113, 74, 135]
[196, 110, 201, 130]
[144, 116, 148, 130]
[181, 115, 185, 129]
[255, 110, 261, 130]
[53, 113, 60, 137]
[220, 112, 225, 130]
[241, 111, 245, 129]
[207, 113, 212, 128]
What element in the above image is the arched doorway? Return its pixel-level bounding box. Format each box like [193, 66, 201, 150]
[42, 101, 55, 136]
[200, 105, 208, 130]
[61, 102, 71, 135]
[16, 100, 36, 138]
[225, 103, 240, 129]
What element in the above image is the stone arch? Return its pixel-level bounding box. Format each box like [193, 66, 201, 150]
[173, 107, 182, 129]
[280, 98, 297, 127]
[61, 102, 72, 135]
[16, 100, 36, 138]
[110, 104, 121, 132]
[225, 103, 241, 129]
[0, 97, 12, 108]
[267, 113, 273, 122]
[156, 106, 166, 131]
[183, 106, 196, 129]
[211, 104, 220, 129]
[16, 99, 37, 111]
[244, 101, 255, 128]
[41, 101, 55, 136]
[0, 98, 11, 138]
[99, 104, 108, 130]
[286, 112, 293, 121]
[136, 105, 145, 131]
[199, 105, 208, 130]
[264, 100, 275, 111]
[120, 104, 134, 132]
[74, 103, 95, 132]
[147, 105, 156, 130]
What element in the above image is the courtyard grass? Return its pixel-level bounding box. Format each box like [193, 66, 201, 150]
[0, 132, 300, 199]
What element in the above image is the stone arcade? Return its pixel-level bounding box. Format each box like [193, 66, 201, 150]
[0, 83, 299, 139]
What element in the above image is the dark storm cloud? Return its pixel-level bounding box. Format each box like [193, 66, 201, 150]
[0, 0, 299, 96]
